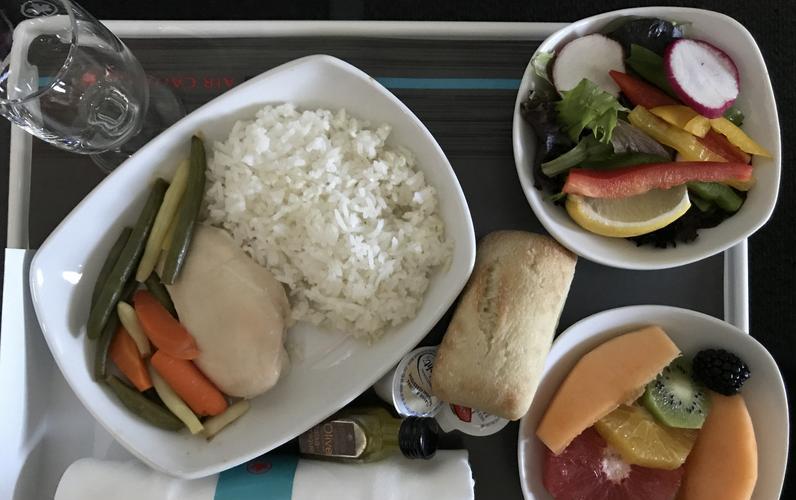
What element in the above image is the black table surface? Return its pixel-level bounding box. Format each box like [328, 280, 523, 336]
[1, 0, 792, 497]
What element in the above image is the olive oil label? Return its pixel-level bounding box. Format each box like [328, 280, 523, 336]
[298, 420, 359, 457]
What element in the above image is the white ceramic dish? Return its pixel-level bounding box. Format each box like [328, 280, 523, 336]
[29, 54, 476, 478]
[518, 305, 789, 500]
[512, 7, 781, 270]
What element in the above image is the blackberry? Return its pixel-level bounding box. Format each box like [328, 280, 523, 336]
[692, 349, 750, 395]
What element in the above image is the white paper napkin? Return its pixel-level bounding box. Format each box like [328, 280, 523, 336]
[54, 451, 474, 500]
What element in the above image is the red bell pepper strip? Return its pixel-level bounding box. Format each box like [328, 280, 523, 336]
[563, 162, 753, 198]
[609, 70, 678, 109]
[698, 130, 751, 164]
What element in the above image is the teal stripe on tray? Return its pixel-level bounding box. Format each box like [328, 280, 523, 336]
[375, 77, 521, 90]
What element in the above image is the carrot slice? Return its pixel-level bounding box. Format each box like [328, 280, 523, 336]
[609, 70, 678, 109]
[133, 290, 199, 360]
[109, 325, 152, 391]
[150, 350, 228, 416]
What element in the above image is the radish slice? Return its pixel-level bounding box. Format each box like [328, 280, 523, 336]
[664, 39, 739, 118]
[553, 34, 625, 96]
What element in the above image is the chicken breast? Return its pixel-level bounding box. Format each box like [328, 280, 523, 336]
[166, 225, 291, 398]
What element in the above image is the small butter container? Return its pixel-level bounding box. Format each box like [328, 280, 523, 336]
[373, 346, 442, 418]
[373, 346, 508, 436]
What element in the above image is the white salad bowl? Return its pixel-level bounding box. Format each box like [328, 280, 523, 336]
[518, 305, 789, 500]
[512, 7, 781, 270]
[29, 55, 476, 478]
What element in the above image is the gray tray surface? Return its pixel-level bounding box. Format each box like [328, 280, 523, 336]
[22, 36, 724, 499]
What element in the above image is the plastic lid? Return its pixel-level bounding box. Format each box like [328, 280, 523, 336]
[398, 417, 440, 459]
[434, 403, 509, 437]
[373, 346, 442, 417]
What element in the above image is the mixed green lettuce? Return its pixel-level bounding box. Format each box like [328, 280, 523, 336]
[555, 79, 627, 143]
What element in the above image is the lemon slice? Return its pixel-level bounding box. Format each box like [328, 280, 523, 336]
[566, 185, 691, 238]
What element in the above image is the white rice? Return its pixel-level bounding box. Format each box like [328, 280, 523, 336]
[204, 103, 452, 339]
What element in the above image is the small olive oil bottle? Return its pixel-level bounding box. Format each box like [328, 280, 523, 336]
[298, 406, 439, 463]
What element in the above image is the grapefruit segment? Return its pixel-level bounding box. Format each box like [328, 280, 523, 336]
[678, 393, 757, 500]
[537, 326, 681, 454]
[543, 427, 684, 500]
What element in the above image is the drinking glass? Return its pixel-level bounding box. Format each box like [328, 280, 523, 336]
[0, 0, 182, 169]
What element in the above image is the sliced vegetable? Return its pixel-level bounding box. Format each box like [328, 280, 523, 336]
[698, 129, 751, 164]
[149, 366, 204, 434]
[161, 136, 207, 284]
[136, 160, 191, 282]
[87, 180, 168, 339]
[622, 46, 746, 126]
[145, 274, 178, 318]
[109, 326, 152, 391]
[724, 106, 744, 127]
[690, 194, 714, 212]
[556, 79, 627, 143]
[607, 17, 685, 55]
[161, 215, 178, 252]
[133, 290, 199, 360]
[93, 281, 138, 380]
[628, 106, 725, 162]
[531, 51, 555, 87]
[650, 105, 710, 137]
[581, 152, 669, 170]
[626, 44, 676, 96]
[150, 350, 228, 417]
[688, 182, 744, 212]
[609, 70, 678, 109]
[117, 301, 151, 357]
[562, 162, 753, 198]
[665, 39, 739, 118]
[552, 34, 625, 96]
[709, 117, 772, 157]
[610, 120, 672, 158]
[105, 375, 183, 431]
[91, 227, 132, 309]
[202, 400, 250, 440]
[541, 135, 613, 177]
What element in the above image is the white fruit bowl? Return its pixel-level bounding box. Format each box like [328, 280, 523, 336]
[512, 7, 780, 269]
[518, 305, 788, 500]
[29, 54, 475, 478]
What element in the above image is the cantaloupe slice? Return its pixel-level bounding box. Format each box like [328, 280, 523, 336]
[678, 393, 757, 500]
[537, 326, 680, 454]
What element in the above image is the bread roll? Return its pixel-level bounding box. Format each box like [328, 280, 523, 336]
[430, 231, 577, 420]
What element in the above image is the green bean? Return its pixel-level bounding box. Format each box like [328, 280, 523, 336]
[580, 152, 670, 170]
[105, 375, 184, 431]
[687, 182, 743, 213]
[161, 136, 207, 284]
[87, 179, 168, 339]
[93, 280, 139, 380]
[91, 227, 132, 309]
[145, 274, 178, 318]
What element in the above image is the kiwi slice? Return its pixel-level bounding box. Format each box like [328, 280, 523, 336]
[641, 356, 710, 429]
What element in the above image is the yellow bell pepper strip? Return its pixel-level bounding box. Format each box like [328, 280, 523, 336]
[562, 162, 753, 198]
[628, 106, 725, 162]
[650, 105, 711, 138]
[709, 117, 772, 157]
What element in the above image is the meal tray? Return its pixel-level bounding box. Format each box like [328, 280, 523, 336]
[0, 20, 749, 500]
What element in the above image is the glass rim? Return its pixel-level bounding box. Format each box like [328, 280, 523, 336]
[0, 0, 79, 105]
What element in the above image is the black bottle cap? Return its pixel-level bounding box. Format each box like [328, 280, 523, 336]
[398, 416, 440, 459]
